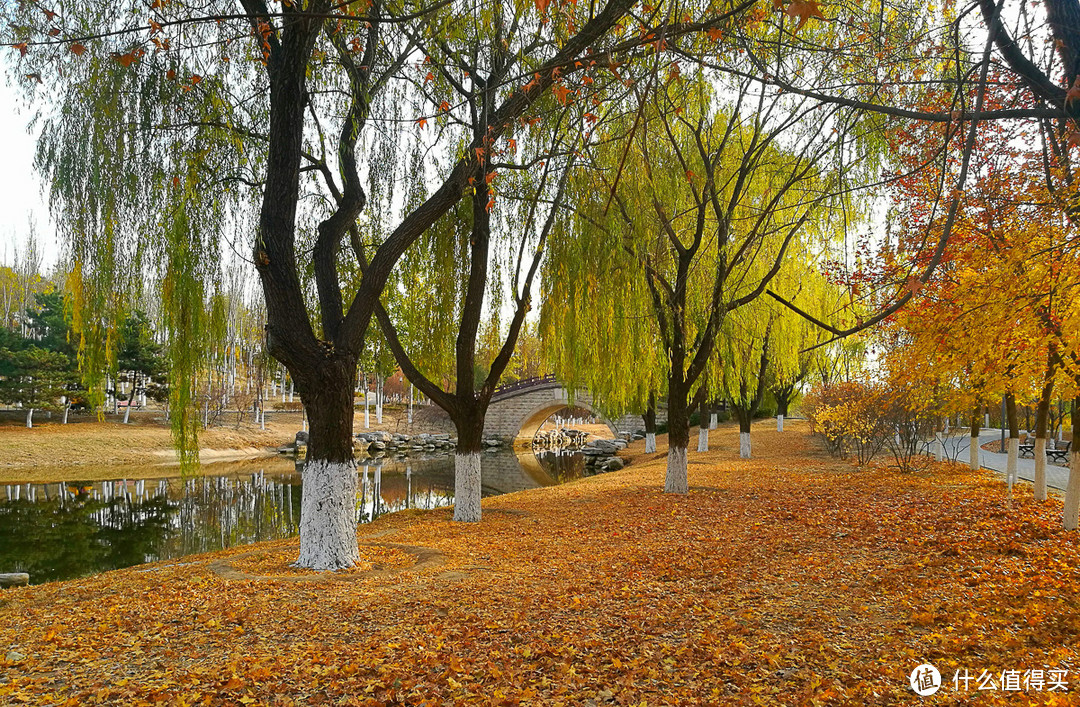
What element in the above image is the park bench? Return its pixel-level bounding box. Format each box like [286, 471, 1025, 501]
[1048, 441, 1072, 465]
[1019, 441, 1035, 458]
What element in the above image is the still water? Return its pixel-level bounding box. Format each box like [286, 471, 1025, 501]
[0, 449, 588, 584]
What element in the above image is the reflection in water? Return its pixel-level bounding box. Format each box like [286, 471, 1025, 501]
[0, 449, 591, 583]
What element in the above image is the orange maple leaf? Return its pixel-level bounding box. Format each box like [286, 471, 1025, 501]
[785, 0, 825, 33]
[553, 82, 573, 105]
[1067, 76, 1080, 104]
[535, 0, 550, 14]
[70, 42, 86, 56]
[113, 52, 138, 67]
[416, 117, 428, 129]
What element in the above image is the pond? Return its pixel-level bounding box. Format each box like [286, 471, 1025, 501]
[0, 448, 592, 584]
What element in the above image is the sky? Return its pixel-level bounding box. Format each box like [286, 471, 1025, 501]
[0, 68, 56, 269]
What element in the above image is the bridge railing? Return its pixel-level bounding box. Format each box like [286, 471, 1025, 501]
[492, 374, 558, 398]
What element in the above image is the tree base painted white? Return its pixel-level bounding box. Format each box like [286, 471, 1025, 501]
[984, 414, 990, 428]
[969, 436, 980, 470]
[777, 415, 784, 432]
[1034, 437, 1048, 502]
[1006, 437, 1019, 495]
[453, 452, 482, 522]
[295, 460, 360, 570]
[934, 432, 944, 462]
[644, 433, 656, 454]
[123, 403, 132, 424]
[740, 432, 751, 459]
[709, 414, 717, 430]
[25, 409, 33, 429]
[697, 427, 709, 452]
[1064, 451, 1080, 530]
[665, 446, 688, 494]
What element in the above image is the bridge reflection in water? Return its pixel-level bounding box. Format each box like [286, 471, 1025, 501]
[0, 449, 589, 584]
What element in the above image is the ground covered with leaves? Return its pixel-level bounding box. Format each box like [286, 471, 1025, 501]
[1, 421, 1078, 705]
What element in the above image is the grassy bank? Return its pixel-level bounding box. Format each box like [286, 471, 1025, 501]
[0, 404, 456, 484]
[1, 420, 1077, 705]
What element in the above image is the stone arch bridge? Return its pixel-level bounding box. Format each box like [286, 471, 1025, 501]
[482, 375, 664, 445]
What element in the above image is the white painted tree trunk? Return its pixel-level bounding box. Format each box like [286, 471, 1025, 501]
[260, 408, 266, 430]
[1006, 437, 1019, 496]
[934, 433, 943, 462]
[376, 378, 383, 424]
[302, 408, 308, 432]
[1064, 451, 1080, 530]
[408, 384, 413, 425]
[62, 404, 69, 425]
[1034, 437, 1048, 502]
[645, 432, 656, 454]
[665, 446, 688, 493]
[123, 397, 132, 424]
[709, 413, 718, 430]
[969, 436, 980, 471]
[696, 427, 709, 452]
[740, 432, 751, 459]
[25, 408, 33, 428]
[453, 453, 482, 522]
[289, 379, 294, 403]
[296, 460, 360, 569]
[777, 415, 784, 432]
[984, 413, 990, 428]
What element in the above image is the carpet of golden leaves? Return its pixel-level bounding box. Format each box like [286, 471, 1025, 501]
[1, 420, 1079, 706]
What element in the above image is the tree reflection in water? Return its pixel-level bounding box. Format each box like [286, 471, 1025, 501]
[0, 450, 586, 583]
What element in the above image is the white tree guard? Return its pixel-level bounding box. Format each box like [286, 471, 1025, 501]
[453, 453, 482, 522]
[739, 432, 752, 459]
[1034, 437, 1048, 502]
[665, 446, 688, 494]
[1064, 451, 1080, 531]
[296, 460, 360, 570]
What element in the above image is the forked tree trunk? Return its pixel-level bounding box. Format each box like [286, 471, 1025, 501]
[969, 405, 981, 471]
[295, 360, 360, 570]
[1063, 397, 1080, 530]
[665, 389, 689, 494]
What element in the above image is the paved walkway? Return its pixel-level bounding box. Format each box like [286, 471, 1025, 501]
[938, 433, 1071, 491]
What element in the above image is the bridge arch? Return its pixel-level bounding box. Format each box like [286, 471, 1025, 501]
[513, 399, 619, 446]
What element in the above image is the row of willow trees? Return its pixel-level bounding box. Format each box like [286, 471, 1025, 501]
[5, 0, 1080, 567]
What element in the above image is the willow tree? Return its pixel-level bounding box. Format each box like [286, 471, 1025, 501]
[720, 262, 845, 457]
[563, 71, 862, 493]
[4, 0, 759, 563]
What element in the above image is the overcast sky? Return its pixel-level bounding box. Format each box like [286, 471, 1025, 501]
[0, 68, 56, 269]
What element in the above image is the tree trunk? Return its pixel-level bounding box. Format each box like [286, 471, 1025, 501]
[295, 360, 360, 570]
[62, 402, 69, 425]
[452, 409, 485, 522]
[1006, 393, 1019, 497]
[664, 387, 689, 494]
[1034, 370, 1054, 502]
[1064, 397, 1080, 530]
[643, 395, 657, 454]
[735, 408, 753, 459]
[969, 405, 981, 471]
[697, 424, 709, 452]
[25, 408, 33, 429]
